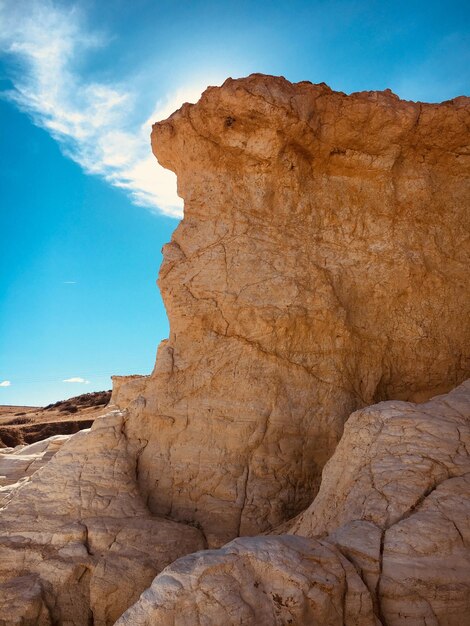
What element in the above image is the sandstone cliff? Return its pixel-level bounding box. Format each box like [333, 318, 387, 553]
[123, 74, 470, 545]
[0, 74, 469, 625]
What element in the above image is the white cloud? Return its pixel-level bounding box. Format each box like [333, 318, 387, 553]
[63, 377, 90, 384]
[0, 380, 11, 387]
[0, 1, 207, 218]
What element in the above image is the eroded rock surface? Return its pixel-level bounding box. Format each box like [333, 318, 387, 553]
[291, 380, 470, 537]
[0, 434, 72, 504]
[288, 379, 470, 625]
[117, 383, 470, 625]
[1, 74, 469, 625]
[120, 74, 470, 545]
[0, 411, 205, 625]
[116, 535, 379, 626]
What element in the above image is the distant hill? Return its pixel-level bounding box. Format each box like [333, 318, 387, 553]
[0, 390, 111, 447]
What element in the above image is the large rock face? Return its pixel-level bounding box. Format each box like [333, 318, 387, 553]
[119, 74, 470, 545]
[0, 74, 468, 625]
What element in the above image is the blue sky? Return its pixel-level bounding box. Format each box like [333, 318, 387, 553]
[1, 0, 469, 405]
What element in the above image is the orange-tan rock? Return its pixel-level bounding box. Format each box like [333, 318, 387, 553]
[289, 379, 470, 624]
[110, 375, 148, 409]
[0, 74, 469, 625]
[122, 74, 470, 546]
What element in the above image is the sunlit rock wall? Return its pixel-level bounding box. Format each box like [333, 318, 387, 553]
[119, 74, 470, 546]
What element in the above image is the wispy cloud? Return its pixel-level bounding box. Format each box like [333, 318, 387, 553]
[63, 377, 90, 384]
[0, 380, 11, 387]
[0, 1, 205, 218]
[63, 281, 77, 284]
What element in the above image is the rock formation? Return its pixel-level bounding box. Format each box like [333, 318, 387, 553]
[0, 74, 469, 625]
[122, 74, 470, 545]
[0, 434, 72, 503]
[117, 381, 470, 625]
[116, 535, 380, 626]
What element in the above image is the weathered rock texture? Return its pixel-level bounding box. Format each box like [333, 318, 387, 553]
[0, 411, 204, 625]
[1, 75, 469, 625]
[115, 382, 470, 626]
[116, 535, 379, 626]
[0, 434, 72, 503]
[118, 74, 470, 545]
[290, 379, 470, 624]
[117, 380, 470, 626]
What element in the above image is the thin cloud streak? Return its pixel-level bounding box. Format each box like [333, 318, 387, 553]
[0, 1, 205, 218]
[63, 377, 90, 384]
[0, 380, 11, 387]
